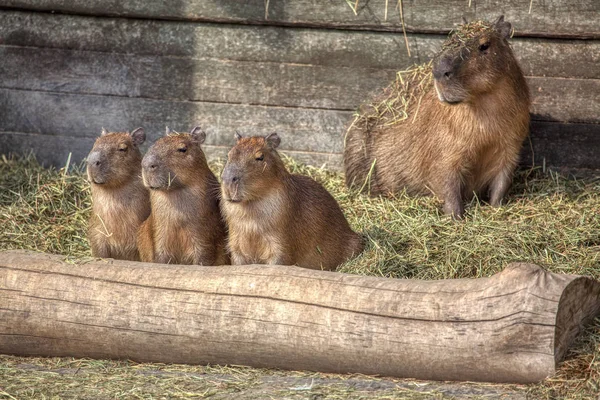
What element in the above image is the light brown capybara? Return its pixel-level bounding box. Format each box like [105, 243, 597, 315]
[137, 126, 228, 265]
[344, 16, 530, 218]
[87, 127, 150, 260]
[221, 133, 364, 270]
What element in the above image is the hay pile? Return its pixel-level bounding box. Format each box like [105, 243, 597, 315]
[1, 154, 599, 398]
[349, 62, 433, 135]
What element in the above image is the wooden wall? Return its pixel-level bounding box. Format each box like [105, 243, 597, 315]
[0, 1, 598, 170]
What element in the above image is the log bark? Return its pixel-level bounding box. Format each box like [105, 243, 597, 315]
[1, 250, 599, 383]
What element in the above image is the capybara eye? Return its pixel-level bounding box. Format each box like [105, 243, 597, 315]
[178, 147, 187, 153]
[118, 145, 128, 152]
[255, 154, 264, 161]
[479, 42, 490, 52]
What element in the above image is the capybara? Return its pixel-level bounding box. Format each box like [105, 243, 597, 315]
[221, 133, 364, 270]
[87, 127, 150, 260]
[137, 126, 228, 265]
[344, 16, 530, 218]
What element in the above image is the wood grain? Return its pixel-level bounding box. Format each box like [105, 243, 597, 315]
[2, 0, 599, 38]
[1, 11, 598, 79]
[0, 250, 599, 383]
[1, 45, 597, 124]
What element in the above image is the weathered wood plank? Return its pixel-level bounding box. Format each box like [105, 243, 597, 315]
[1, 45, 597, 124]
[529, 78, 600, 124]
[0, 132, 343, 169]
[522, 122, 600, 170]
[2, 0, 599, 38]
[0, 88, 348, 154]
[1, 11, 598, 79]
[0, 45, 396, 111]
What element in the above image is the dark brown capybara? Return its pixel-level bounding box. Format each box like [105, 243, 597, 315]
[221, 133, 364, 270]
[344, 16, 530, 218]
[87, 127, 150, 260]
[137, 126, 228, 265]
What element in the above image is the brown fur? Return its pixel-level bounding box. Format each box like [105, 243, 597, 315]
[221, 133, 364, 270]
[344, 17, 531, 218]
[137, 127, 228, 265]
[87, 128, 150, 260]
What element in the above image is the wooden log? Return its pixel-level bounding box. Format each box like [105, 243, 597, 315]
[2, 0, 599, 38]
[1, 250, 599, 384]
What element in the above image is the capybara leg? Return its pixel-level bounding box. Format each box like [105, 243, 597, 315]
[91, 241, 111, 259]
[268, 253, 295, 266]
[488, 169, 513, 207]
[231, 252, 251, 265]
[442, 178, 465, 219]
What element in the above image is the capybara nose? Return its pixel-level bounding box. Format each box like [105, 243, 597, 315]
[87, 151, 102, 168]
[142, 154, 159, 171]
[433, 56, 456, 80]
[222, 166, 240, 185]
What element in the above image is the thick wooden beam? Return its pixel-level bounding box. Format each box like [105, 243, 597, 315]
[1, 250, 599, 383]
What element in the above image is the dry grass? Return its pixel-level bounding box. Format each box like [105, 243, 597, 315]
[349, 62, 433, 135]
[0, 153, 599, 399]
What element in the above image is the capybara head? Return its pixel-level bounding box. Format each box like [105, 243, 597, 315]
[142, 126, 208, 191]
[221, 133, 284, 203]
[86, 128, 145, 188]
[432, 16, 516, 103]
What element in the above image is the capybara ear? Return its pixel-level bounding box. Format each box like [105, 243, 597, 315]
[165, 126, 172, 136]
[129, 127, 146, 147]
[265, 133, 281, 149]
[494, 15, 512, 39]
[190, 126, 207, 144]
[234, 131, 243, 141]
[101, 127, 109, 136]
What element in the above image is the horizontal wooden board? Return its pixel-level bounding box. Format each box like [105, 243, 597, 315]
[2, 121, 599, 171]
[2, 0, 599, 38]
[1, 45, 597, 124]
[0, 45, 396, 111]
[1, 11, 599, 79]
[0, 88, 349, 154]
[523, 122, 600, 170]
[0, 132, 343, 170]
[1, 88, 598, 170]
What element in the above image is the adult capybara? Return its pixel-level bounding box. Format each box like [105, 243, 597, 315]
[344, 16, 530, 218]
[137, 126, 228, 265]
[221, 133, 364, 270]
[87, 127, 150, 260]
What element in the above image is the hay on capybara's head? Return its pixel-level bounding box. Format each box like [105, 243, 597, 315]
[442, 19, 497, 51]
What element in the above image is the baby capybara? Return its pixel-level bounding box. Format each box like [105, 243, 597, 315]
[221, 133, 364, 270]
[137, 126, 228, 265]
[87, 127, 150, 260]
[344, 16, 530, 218]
